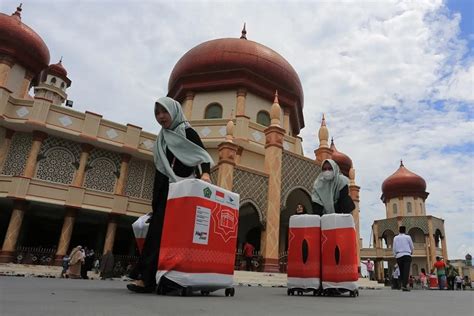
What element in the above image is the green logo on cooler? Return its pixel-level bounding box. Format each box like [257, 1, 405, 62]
[203, 187, 212, 198]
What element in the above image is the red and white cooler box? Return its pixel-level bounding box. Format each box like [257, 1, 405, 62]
[321, 213, 358, 291]
[287, 214, 321, 290]
[156, 179, 240, 289]
[132, 212, 151, 254]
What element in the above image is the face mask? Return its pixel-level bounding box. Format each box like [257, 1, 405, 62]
[322, 170, 334, 181]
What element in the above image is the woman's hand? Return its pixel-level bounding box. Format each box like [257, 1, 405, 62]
[200, 172, 211, 183]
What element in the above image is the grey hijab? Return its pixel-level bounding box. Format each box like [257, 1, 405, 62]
[153, 97, 214, 182]
[311, 159, 349, 214]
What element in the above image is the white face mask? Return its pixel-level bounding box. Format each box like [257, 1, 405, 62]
[322, 170, 334, 181]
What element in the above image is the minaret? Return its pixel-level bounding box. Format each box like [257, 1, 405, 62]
[34, 58, 71, 105]
[314, 114, 332, 165]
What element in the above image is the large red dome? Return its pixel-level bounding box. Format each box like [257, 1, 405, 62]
[381, 161, 428, 202]
[168, 36, 305, 134]
[330, 139, 352, 177]
[0, 6, 50, 75]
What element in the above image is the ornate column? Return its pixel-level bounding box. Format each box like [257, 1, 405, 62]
[54, 207, 78, 264]
[103, 214, 118, 254]
[72, 144, 94, 186]
[425, 235, 432, 270]
[115, 154, 131, 195]
[23, 131, 48, 178]
[236, 88, 247, 116]
[260, 92, 285, 272]
[0, 56, 14, 87]
[0, 200, 28, 263]
[183, 91, 195, 120]
[283, 108, 290, 135]
[314, 114, 332, 165]
[427, 216, 436, 265]
[0, 129, 15, 172]
[19, 71, 34, 99]
[348, 167, 361, 271]
[217, 119, 238, 190]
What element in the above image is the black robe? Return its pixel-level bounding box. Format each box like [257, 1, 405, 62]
[129, 127, 210, 287]
[311, 185, 355, 216]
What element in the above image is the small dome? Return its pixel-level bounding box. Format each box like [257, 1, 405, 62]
[330, 139, 352, 177]
[0, 5, 50, 75]
[49, 60, 67, 78]
[168, 32, 305, 134]
[381, 161, 428, 202]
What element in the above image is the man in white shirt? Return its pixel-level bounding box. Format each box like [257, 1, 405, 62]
[392, 226, 414, 291]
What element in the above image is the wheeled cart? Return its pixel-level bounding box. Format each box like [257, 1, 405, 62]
[320, 213, 359, 297]
[287, 214, 321, 296]
[155, 179, 240, 297]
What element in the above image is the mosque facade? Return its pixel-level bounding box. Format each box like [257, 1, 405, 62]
[0, 5, 449, 278]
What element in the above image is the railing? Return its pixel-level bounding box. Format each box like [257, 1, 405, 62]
[279, 251, 288, 273]
[15, 247, 57, 265]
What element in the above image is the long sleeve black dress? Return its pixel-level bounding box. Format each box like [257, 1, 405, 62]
[129, 127, 210, 288]
[311, 185, 355, 216]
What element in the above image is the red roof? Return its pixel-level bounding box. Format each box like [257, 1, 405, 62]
[381, 161, 428, 202]
[330, 139, 352, 177]
[168, 37, 305, 134]
[49, 60, 67, 78]
[0, 6, 50, 75]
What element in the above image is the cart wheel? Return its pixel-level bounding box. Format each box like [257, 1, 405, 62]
[156, 286, 163, 295]
[298, 291, 303, 296]
[287, 289, 291, 296]
[181, 287, 192, 297]
[313, 290, 317, 296]
[350, 291, 355, 297]
[225, 288, 230, 297]
[355, 290, 359, 297]
[202, 290, 210, 296]
[230, 288, 235, 297]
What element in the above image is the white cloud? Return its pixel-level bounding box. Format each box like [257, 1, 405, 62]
[3, 0, 472, 258]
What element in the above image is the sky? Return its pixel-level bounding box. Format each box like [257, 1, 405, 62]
[1, 0, 472, 259]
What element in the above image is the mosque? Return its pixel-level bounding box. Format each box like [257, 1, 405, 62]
[0, 5, 449, 279]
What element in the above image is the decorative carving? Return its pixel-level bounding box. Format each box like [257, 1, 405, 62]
[1, 133, 32, 176]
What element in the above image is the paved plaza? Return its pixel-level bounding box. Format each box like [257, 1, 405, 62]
[0, 277, 472, 316]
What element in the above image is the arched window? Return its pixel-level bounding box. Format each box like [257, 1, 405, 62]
[60, 82, 65, 89]
[393, 203, 398, 214]
[257, 111, 270, 127]
[50, 77, 57, 84]
[407, 202, 412, 213]
[204, 103, 223, 119]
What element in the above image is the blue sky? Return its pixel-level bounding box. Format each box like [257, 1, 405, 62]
[1, 0, 472, 259]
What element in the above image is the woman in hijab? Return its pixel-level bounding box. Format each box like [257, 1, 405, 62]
[127, 97, 213, 293]
[311, 159, 355, 215]
[67, 246, 85, 279]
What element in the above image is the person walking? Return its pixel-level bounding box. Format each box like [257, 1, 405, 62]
[446, 260, 458, 290]
[392, 264, 400, 289]
[362, 259, 375, 281]
[100, 251, 115, 280]
[432, 256, 447, 290]
[243, 241, 255, 271]
[392, 226, 414, 291]
[60, 254, 70, 278]
[419, 268, 428, 289]
[127, 97, 213, 293]
[67, 246, 85, 279]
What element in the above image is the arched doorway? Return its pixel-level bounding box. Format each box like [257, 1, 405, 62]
[279, 188, 312, 254]
[237, 202, 262, 253]
[382, 230, 395, 249]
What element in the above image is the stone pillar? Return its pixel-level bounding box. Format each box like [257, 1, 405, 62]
[0, 200, 28, 263]
[0, 129, 15, 172]
[260, 92, 285, 272]
[314, 114, 332, 165]
[72, 144, 94, 186]
[217, 120, 238, 190]
[427, 217, 436, 265]
[283, 108, 290, 135]
[183, 91, 195, 120]
[425, 235, 432, 270]
[375, 260, 384, 282]
[236, 88, 247, 116]
[0, 56, 14, 87]
[441, 233, 448, 261]
[115, 154, 131, 195]
[348, 167, 361, 270]
[23, 131, 48, 178]
[103, 214, 118, 254]
[54, 208, 78, 264]
[19, 71, 34, 99]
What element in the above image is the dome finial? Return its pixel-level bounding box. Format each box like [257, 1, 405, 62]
[400, 159, 404, 167]
[270, 90, 281, 126]
[59, 56, 63, 63]
[240, 23, 247, 40]
[321, 113, 326, 126]
[12, 3, 23, 19]
[273, 89, 279, 104]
